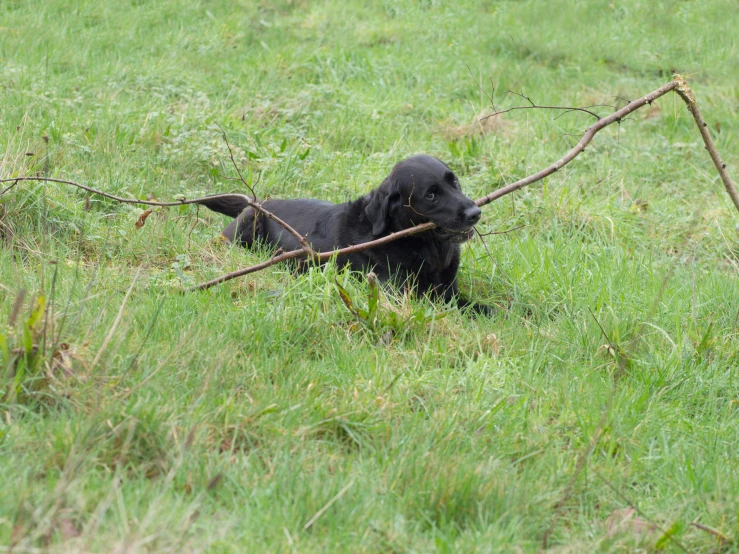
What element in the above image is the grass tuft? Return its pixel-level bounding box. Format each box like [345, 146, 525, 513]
[1, 0, 738, 551]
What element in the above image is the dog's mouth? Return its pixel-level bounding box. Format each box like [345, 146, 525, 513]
[431, 227, 475, 243]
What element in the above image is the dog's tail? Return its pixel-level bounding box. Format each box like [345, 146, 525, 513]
[197, 195, 251, 218]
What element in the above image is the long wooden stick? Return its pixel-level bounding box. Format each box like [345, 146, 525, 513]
[2, 76, 736, 291]
[673, 77, 739, 213]
[194, 77, 738, 290]
[475, 80, 680, 206]
[0, 178, 316, 258]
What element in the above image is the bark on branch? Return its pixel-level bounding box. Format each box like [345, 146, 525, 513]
[673, 78, 739, 213]
[0, 179, 317, 260]
[193, 76, 738, 290]
[2, 76, 737, 290]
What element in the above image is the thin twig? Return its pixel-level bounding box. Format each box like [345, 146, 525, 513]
[1, 125, 316, 256]
[199, 80, 694, 290]
[476, 79, 682, 208]
[213, 125, 320, 256]
[215, 123, 257, 199]
[476, 224, 526, 237]
[553, 104, 616, 120]
[673, 76, 739, 213]
[0, 176, 317, 259]
[1, 179, 19, 196]
[190, 220, 437, 290]
[480, 89, 604, 120]
[0, 176, 224, 206]
[465, 64, 496, 109]
[481, 103, 601, 121]
[2, 76, 736, 291]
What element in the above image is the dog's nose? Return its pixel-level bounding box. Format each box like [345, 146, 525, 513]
[464, 205, 481, 225]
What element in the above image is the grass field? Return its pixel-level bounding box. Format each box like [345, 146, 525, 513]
[2, 0, 739, 551]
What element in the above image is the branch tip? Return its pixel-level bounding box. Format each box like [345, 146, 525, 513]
[3, 78, 738, 290]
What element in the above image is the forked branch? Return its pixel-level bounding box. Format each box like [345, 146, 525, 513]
[194, 76, 738, 290]
[2, 75, 737, 290]
[476, 77, 739, 212]
[673, 80, 739, 212]
[481, 89, 607, 121]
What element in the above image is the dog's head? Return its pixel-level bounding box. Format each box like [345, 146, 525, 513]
[365, 155, 481, 242]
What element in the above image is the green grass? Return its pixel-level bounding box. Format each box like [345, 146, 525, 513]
[1, 0, 739, 551]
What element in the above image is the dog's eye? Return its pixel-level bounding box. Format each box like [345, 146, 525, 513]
[425, 191, 436, 200]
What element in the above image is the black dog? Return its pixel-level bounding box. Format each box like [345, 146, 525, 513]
[200, 155, 491, 314]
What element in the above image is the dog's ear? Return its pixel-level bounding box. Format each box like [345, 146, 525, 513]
[365, 183, 401, 236]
